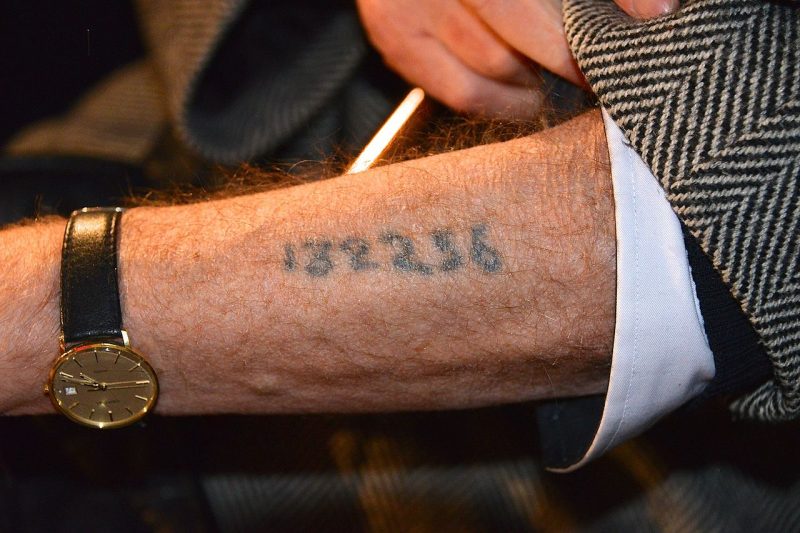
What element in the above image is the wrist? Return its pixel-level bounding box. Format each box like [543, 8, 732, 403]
[0, 218, 64, 414]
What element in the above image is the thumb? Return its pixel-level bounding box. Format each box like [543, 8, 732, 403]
[613, 0, 678, 19]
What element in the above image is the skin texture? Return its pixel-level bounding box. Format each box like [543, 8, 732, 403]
[356, 0, 678, 117]
[0, 110, 615, 416]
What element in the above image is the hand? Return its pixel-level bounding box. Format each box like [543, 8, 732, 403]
[356, 0, 678, 118]
[80, 380, 150, 392]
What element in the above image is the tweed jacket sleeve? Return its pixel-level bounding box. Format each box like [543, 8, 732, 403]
[135, 0, 372, 164]
[563, 0, 800, 421]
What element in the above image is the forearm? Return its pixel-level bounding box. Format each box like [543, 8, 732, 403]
[1, 110, 615, 415]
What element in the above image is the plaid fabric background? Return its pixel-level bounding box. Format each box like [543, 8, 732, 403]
[1, 406, 799, 532]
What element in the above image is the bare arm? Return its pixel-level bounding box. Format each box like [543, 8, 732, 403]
[0, 110, 615, 416]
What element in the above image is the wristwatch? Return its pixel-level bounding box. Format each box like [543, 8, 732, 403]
[44, 207, 158, 428]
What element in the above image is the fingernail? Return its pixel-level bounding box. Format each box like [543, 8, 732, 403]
[659, 0, 679, 15]
[633, 0, 678, 18]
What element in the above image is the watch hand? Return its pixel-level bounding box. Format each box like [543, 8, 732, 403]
[86, 384, 147, 391]
[103, 383, 150, 390]
[79, 372, 101, 386]
[101, 380, 150, 387]
[58, 375, 98, 386]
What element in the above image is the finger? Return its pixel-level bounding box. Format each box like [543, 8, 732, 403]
[461, 0, 583, 85]
[386, 33, 544, 119]
[613, 0, 679, 18]
[431, 3, 540, 87]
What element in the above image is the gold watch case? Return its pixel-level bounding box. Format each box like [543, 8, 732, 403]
[45, 338, 158, 429]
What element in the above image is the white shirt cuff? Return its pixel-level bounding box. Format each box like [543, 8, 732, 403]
[555, 110, 716, 471]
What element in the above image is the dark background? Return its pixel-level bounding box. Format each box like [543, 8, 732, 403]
[0, 1, 143, 145]
[0, 1, 146, 224]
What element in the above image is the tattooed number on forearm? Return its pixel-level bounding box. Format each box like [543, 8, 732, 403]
[340, 237, 379, 271]
[470, 224, 502, 273]
[432, 230, 465, 272]
[303, 239, 334, 277]
[380, 232, 434, 275]
[283, 225, 503, 277]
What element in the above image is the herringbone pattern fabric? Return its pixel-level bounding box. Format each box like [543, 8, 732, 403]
[564, 0, 800, 421]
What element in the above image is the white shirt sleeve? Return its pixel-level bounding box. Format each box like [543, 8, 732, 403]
[554, 110, 717, 472]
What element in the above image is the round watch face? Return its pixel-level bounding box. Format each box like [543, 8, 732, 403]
[47, 343, 158, 429]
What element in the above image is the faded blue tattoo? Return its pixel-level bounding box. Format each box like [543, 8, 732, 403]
[431, 230, 465, 272]
[470, 224, 503, 273]
[340, 237, 379, 271]
[380, 232, 434, 275]
[303, 239, 334, 277]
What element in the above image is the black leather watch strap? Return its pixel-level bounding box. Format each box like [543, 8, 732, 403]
[61, 207, 125, 346]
